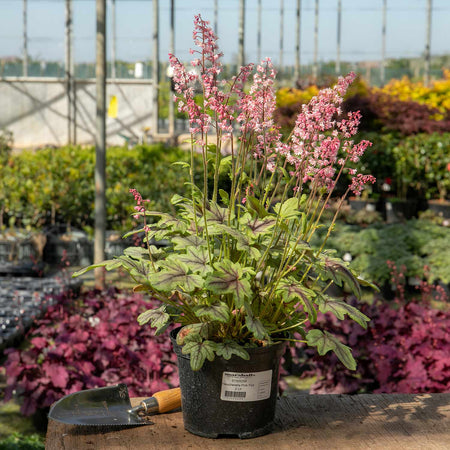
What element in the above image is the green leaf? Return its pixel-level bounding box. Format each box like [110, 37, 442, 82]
[273, 197, 301, 220]
[172, 161, 191, 169]
[149, 259, 204, 292]
[215, 341, 250, 360]
[176, 323, 212, 345]
[182, 339, 217, 371]
[194, 301, 230, 323]
[205, 260, 252, 307]
[137, 305, 170, 334]
[306, 329, 356, 370]
[246, 195, 269, 218]
[277, 279, 317, 324]
[357, 276, 380, 292]
[245, 313, 268, 340]
[72, 260, 120, 277]
[157, 214, 188, 233]
[315, 295, 370, 329]
[219, 189, 230, 206]
[241, 217, 277, 237]
[213, 223, 261, 260]
[218, 155, 232, 172]
[319, 256, 362, 299]
[172, 235, 207, 250]
[205, 201, 229, 224]
[177, 246, 212, 276]
[123, 246, 150, 259]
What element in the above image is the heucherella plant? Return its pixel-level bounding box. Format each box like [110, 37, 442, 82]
[74, 15, 377, 371]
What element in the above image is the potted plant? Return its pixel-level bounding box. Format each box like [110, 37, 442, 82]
[74, 15, 377, 439]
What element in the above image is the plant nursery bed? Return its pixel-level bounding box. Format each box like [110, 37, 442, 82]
[46, 393, 450, 449]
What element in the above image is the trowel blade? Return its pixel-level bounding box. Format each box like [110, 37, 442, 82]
[48, 383, 151, 426]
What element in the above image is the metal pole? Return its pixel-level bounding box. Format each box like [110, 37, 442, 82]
[257, 0, 262, 63]
[294, 0, 301, 81]
[153, 0, 159, 135]
[279, 0, 284, 78]
[214, 0, 218, 34]
[111, 0, 116, 79]
[65, 0, 73, 145]
[424, 0, 432, 86]
[336, 0, 341, 75]
[94, 0, 107, 290]
[313, 0, 319, 81]
[169, 0, 175, 140]
[238, 0, 245, 68]
[381, 0, 387, 85]
[23, 0, 28, 77]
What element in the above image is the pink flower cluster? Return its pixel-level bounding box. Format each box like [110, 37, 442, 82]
[349, 174, 376, 196]
[169, 14, 375, 198]
[130, 188, 149, 219]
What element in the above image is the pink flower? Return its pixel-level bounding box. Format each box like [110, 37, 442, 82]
[349, 174, 376, 196]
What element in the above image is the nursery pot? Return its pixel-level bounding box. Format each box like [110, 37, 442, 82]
[170, 328, 286, 439]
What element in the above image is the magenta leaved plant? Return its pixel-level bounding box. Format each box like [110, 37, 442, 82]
[302, 263, 450, 394]
[74, 15, 376, 371]
[4, 288, 178, 416]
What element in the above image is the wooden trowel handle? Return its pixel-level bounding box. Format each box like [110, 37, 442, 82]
[152, 387, 182, 413]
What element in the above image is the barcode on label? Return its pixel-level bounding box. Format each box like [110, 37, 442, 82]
[224, 391, 246, 398]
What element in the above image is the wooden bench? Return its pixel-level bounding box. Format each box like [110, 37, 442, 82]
[46, 393, 450, 449]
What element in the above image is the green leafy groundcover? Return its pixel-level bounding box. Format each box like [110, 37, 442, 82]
[0, 433, 44, 450]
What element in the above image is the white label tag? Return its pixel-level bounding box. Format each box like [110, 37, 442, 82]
[220, 370, 272, 402]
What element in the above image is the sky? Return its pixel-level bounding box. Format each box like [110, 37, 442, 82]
[0, 0, 449, 67]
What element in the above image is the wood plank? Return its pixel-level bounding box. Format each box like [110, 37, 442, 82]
[46, 393, 450, 449]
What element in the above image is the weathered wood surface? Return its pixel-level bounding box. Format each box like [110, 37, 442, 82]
[46, 393, 450, 449]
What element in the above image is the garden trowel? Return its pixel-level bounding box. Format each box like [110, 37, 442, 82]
[48, 383, 181, 426]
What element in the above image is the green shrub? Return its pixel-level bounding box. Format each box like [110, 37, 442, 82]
[0, 144, 201, 231]
[316, 219, 450, 286]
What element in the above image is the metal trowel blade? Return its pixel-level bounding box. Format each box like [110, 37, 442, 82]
[48, 383, 151, 426]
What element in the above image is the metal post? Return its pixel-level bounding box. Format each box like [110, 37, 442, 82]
[238, 0, 245, 69]
[65, 0, 73, 145]
[257, 0, 262, 63]
[169, 0, 175, 140]
[111, 0, 116, 79]
[214, 0, 218, 34]
[424, 0, 432, 86]
[336, 0, 341, 75]
[94, 0, 107, 290]
[381, 0, 387, 85]
[313, 0, 319, 81]
[294, 0, 301, 81]
[279, 0, 284, 78]
[153, 0, 160, 135]
[23, 0, 28, 77]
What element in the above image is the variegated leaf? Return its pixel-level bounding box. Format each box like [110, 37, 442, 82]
[306, 329, 356, 370]
[194, 301, 230, 323]
[277, 279, 317, 324]
[318, 256, 362, 299]
[181, 339, 217, 371]
[172, 235, 207, 250]
[178, 246, 212, 276]
[137, 305, 170, 334]
[205, 260, 252, 306]
[315, 294, 370, 329]
[149, 259, 203, 292]
[216, 341, 250, 360]
[242, 216, 277, 238]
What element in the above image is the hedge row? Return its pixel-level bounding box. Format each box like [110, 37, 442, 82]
[0, 144, 201, 231]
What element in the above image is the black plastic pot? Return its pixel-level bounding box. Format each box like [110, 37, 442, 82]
[170, 328, 285, 439]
